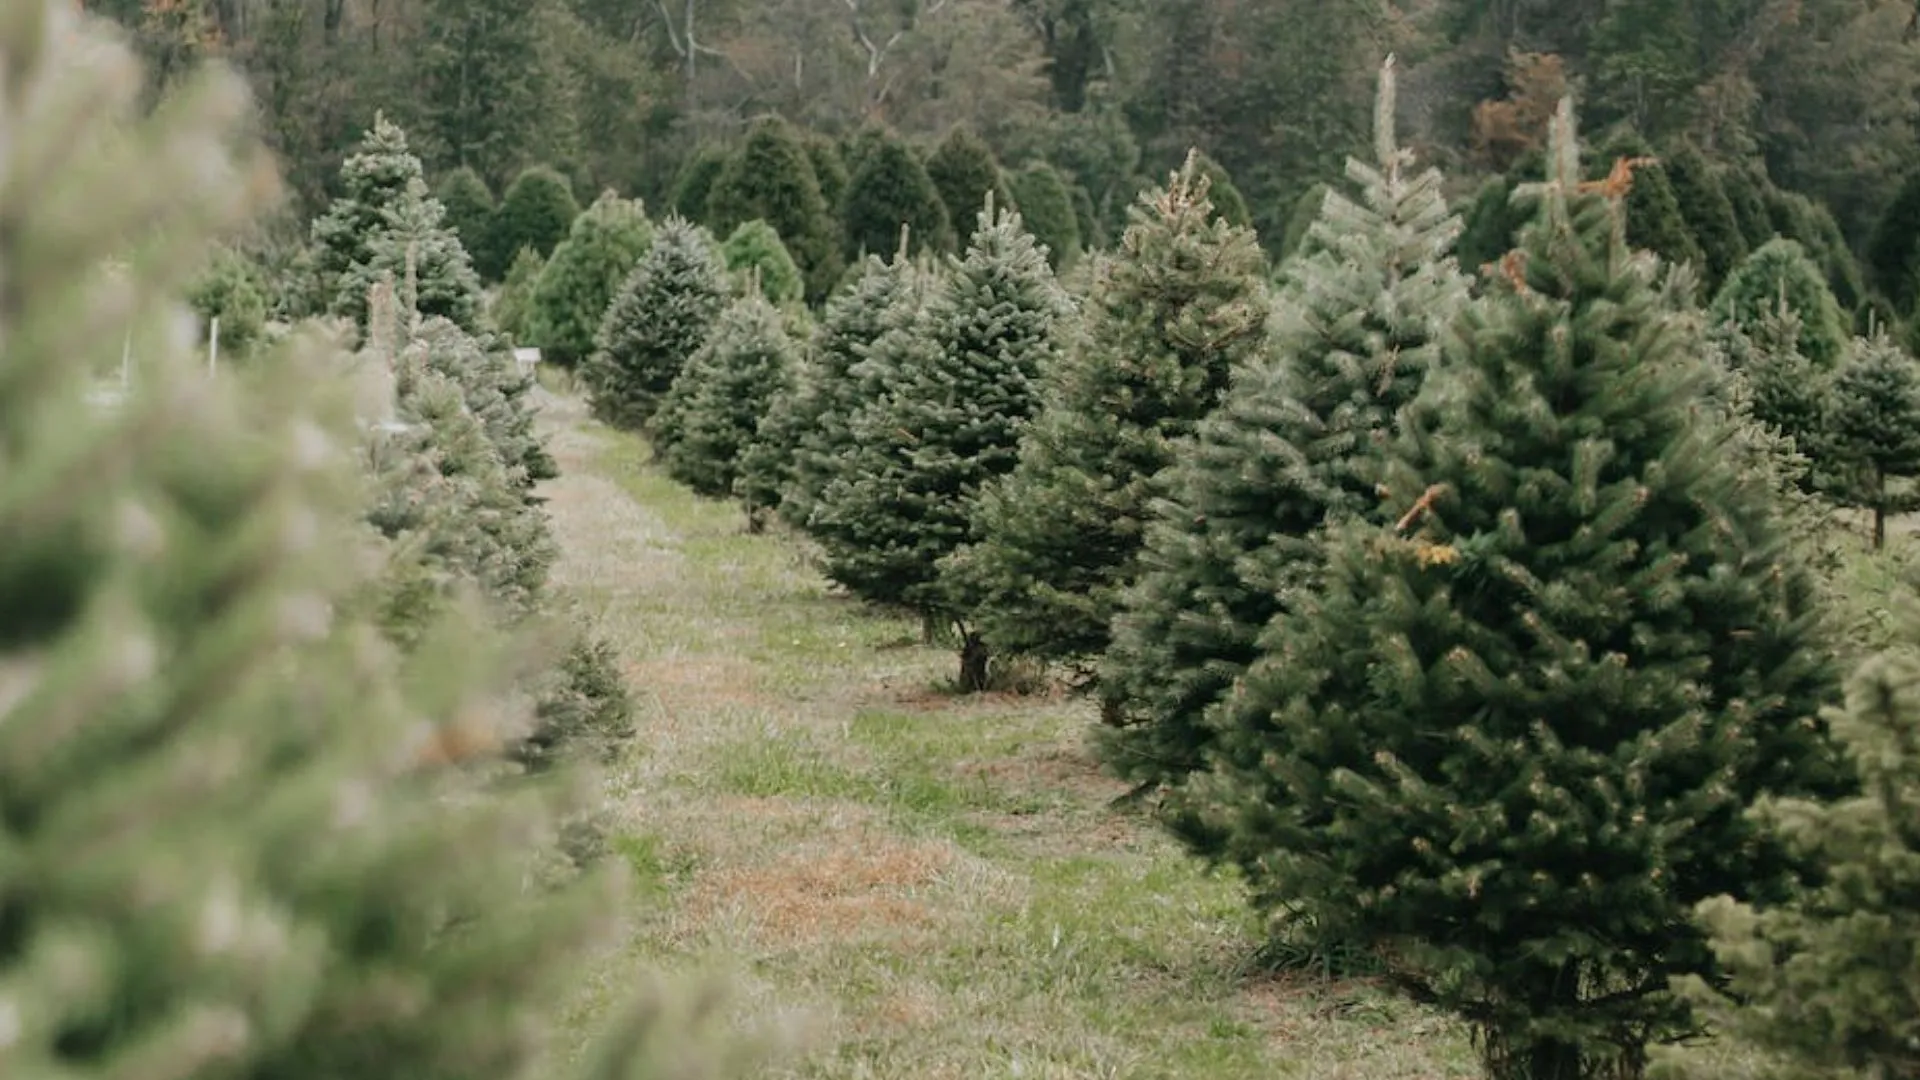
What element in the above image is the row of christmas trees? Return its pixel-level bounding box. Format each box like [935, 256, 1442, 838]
[2, 3, 778, 1079]
[567, 61, 1920, 1080]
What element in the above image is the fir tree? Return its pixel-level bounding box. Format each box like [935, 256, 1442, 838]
[1710, 238, 1851, 369]
[1713, 301, 1833, 472]
[942, 154, 1270, 679]
[841, 132, 952, 260]
[582, 216, 730, 430]
[487, 163, 579, 280]
[809, 200, 1071, 682]
[734, 371, 809, 532]
[1601, 132, 1703, 273]
[1670, 610, 1920, 1080]
[186, 247, 268, 357]
[518, 631, 638, 772]
[490, 244, 545, 341]
[1825, 333, 1920, 549]
[671, 144, 730, 226]
[1190, 150, 1253, 229]
[310, 112, 424, 314]
[784, 242, 925, 529]
[340, 175, 486, 334]
[1007, 160, 1083, 270]
[0, 5, 750, 1076]
[1718, 163, 1776, 251]
[721, 219, 805, 306]
[416, 316, 558, 486]
[1868, 169, 1920, 312]
[652, 293, 800, 500]
[926, 126, 1013, 246]
[526, 189, 652, 366]
[435, 165, 496, 274]
[1099, 60, 1470, 802]
[1280, 181, 1334, 260]
[707, 115, 840, 301]
[1197, 102, 1845, 1080]
[1664, 143, 1747, 291]
[803, 132, 851, 215]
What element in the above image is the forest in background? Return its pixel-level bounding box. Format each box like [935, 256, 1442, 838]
[89, 0, 1920, 264]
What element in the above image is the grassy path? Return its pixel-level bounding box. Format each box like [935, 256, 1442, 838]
[533, 389, 1474, 1079]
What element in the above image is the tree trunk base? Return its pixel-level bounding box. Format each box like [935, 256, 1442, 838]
[958, 631, 990, 693]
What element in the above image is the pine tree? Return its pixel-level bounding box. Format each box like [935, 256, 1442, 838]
[707, 115, 840, 301]
[720, 219, 805, 306]
[1710, 238, 1851, 369]
[942, 154, 1270, 680]
[487, 163, 580, 280]
[186, 246, 268, 357]
[518, 631, 638, 772]
[339, 175, 486, 333]
[841, 132, 953, 260]
[1825, 333, 1920, 549]
[652, 292, 800, 500]
[809, 200, 1071, 680]
[582, 216, 730, 430]
[435, 165, 496, 274]
[1669, 611, 1920, 1080]
[1868, 169, 1920, 312]
[490, 244, 546, 341]
[1718, 163, 1777, 251]
[310, 112, 424, 314]
[415, 316, 559, 486]
[784, 242, 926, 529]
[1713, 301, 1833, 471]
[1099, 60, 1471, 803]
[1196, 102, 1845, 1080]
[1280, 182, 1334, 260]
[1007, 161, 1083, 270]
[926, 126, 1013, 246]
[1664, 143, 1747, 292]
[1189, 150, 1253, 229]
[1600, 132, 1703, 273]
[526, 189, 652, 367]
[0, 5, 750, 1076]
[803, 131, 851, 215]
[734, 372, 809, 532]
[671, 144, 730, 226]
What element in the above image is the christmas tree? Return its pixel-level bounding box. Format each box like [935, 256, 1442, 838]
[1198, 101, 1846, 1080]
[1712, 301, 1833, 475]
[339, 175, 487, 334]
[1824, 333, 1920, 549]
[582, 216, 731, 430]
[1007, 161, 1083, 271]
[491, 245, 546, 341]
[1710, 238, 1850, 370]
[707, 115, 840, 301]
[1099, 59, 1470, 805]
[840, 132, 953, 260]
[942, 154, 1269, 681]
[809, 199, 1070, 685]
[487, 163, 579, 279]
[720, 219, 805, 306]
[652, 292, 800, 500]
[434, 165, 496, 275]
[0, 4, 749, 1077]
[526, 189, 653, 367]
[1663, 143, 1747, 292]
[925, 126, 1013, 248]
[310, 112, 425, 317]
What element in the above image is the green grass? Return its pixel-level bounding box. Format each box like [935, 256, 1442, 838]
[536, 392, 1483, 1078]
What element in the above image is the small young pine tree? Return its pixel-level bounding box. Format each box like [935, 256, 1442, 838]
[186, 246, 269, 356]
[1197, 101, 1846, 1080]
[1710, 238, 1851, 369]
[526, 189, 653, 367]
[340, 175, 486, 334]
[310, 111, 424, 312]
[841, 132, 953, 260]
[582, 216, 730, 430]
[734, 369, 809, 532]
[435, 165, 496, 274]
[809, 199, 1071, 686]
[1007, 160, 1083, 270]
[925, 126, 1013, 246]
[707, 116, 840, 301]
[1825, 333, 1920, 549]
[720, 219, 806, 306]
[490, 244, 546, 341]
[1667, 613, 1920, 1080]
[942, 154, 1270, 679]
[1713, 301, 1833, 472]
[487, 163, 580, 279]
[652, 293, 800, 499]
[1099, 59, 1470, 806]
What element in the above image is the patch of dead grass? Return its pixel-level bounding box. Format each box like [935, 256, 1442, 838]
[687, 833, 959, 950]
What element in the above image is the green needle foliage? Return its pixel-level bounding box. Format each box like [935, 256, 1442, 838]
[925, 126, 1012, 247]
[943, 153, 1270, 680]
[1098, 60, 1470, 807]
[1197, 102, 1846, 1080]
[841, 132, 952, 260]
[341, 175, 487, 334]
[435, 165, 496, 275]
[720, 219, 805, 306]
[1710, 238, 1851, 370]
[310, 111, 424, 318]
[0, 5, 754, 1079]
[652, 293, 801, 500]
[583, 216, 731, 430]
[708, 115, 840, 301]
[488, 163, 580, 279]
[1824, 333, 1920, 549]
[1008, 161, 1083, 270]
[527, 189, 653, 367]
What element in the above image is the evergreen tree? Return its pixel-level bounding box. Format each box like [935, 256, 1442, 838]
[1825, 333, 1920, 549]
[721, 219, 805, 306]
[1710, 238, 1851, 369]
[0, 6, 748, 1076]
[1671, 612, 1920, 1080]
[518, 631, 638, 772]
[1280, 182, 1333, 260]
[707, 115, 840, 301]
[1190, 150, 1252, 229]
[1664, 143, 1747, 291]
[1007, 161, 1083, 270]
[841, 132, 953, 260]
[785, 243, 926, 529]
[1098, 62, 1471, 803]
[487, 164, 580, 280]
[942, 154, 1270, 679]
[926, 126, 1013, 245]
[1714, 301, 1834, 472]
[1868, 169, 1920, 312]
[435, 165, 496, 274]
[1718, 163, 1777, 251]
[582, 216, 730, 430]
[809, 201, 1071, 679]
[526, 189, 652, 367]
[803, 132, 851, 215]
[413, 316, 559, 486]
[340, 175, 487, 333]
[1803, 198, 1868, 315]
[1196, 102, 1845, 1080]
[310, 112, 424, 314]
[186, 247, 269, 357]
[1600, 132, 1703, 273]
[490, 244, 546, 341]
[1456, 174, 1524, 271]
[652, 293, 800, 500]
[734, 372, 809, 532]
[671, 144, 730, 226]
